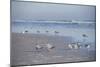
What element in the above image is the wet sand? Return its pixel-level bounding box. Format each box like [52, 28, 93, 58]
[11, 33, 96, 66]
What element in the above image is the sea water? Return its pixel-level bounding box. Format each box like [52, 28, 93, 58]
[11, 21, 95, 43]
[11, 21, 96, 65]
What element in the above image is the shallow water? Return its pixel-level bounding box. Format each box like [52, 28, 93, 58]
[12, 21, 95, 43]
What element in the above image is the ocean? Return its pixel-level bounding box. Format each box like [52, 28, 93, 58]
[12, 21, 95, 43]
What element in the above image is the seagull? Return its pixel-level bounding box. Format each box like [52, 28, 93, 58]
[77, 42, 82, 48]
[82, 34, 88, 37]
[73, 42, 82, 49]
[22, 30, 28, 34]
[37, 30, 40, 34]
[35, 44, 43, 50]
[22, 31, 25, 34]
[84, 44, 90, 48]
[45, 30, 49, 33]
[68, 43, 73, 49]
[68, 42, 81, 49]
[74, 44, 79, 49]
[45, 43, 55, 51]
[54, 31, 59, 35]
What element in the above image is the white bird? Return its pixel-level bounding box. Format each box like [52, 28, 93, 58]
[68, 43, 73, 49]
[77, 42, 82, 48]
[22, 30, 28, 34]
[74, 44, 79, 49]
[45, 43, 55, 51]
[85, 44, 90, 48]
[35, 44, 43, 50]
[73, 42, 81, 49]
[46, 43, 54, 49]
[68, 42, 81, 49]
[22, 32, 25, 34]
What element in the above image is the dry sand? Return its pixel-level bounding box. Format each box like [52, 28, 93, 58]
[11, 33, 96, 66]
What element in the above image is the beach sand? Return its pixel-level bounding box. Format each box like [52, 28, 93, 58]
[11, 33, 96, 66]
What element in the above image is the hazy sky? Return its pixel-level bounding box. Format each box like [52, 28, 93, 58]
[11, 1, 96, 21]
